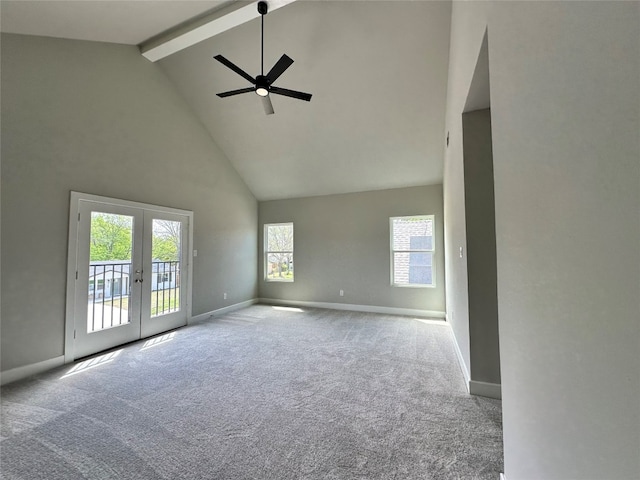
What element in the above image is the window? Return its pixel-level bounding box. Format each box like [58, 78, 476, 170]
[390, 215, 434, 287]
[265, 223, 294, 281]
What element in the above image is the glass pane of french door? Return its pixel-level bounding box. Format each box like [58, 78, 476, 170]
[88, 211, 134, 332]
[150, 219, 181, 317]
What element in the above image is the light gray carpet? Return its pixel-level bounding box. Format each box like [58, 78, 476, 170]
[1, 305, 503, 479]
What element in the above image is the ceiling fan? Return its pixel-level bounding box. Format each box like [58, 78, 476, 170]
[214, 1, 312, 115]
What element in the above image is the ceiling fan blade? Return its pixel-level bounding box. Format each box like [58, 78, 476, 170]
[217, 87, 255, 98]
[214, 55, 256, 84]
[270, 86, 312, 102]
[266, 54, 294, 84]
[262, 95, 275, 115]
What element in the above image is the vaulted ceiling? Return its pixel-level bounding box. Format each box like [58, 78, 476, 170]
[1, 0, 451, 201]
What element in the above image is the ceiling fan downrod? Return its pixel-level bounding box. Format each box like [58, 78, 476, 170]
[255, 1, 269, 96]
[258, 1, 268, 77]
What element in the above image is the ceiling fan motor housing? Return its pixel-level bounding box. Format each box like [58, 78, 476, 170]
[255, 75, 270, 96]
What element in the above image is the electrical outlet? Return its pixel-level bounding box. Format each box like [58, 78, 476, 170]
[223, 292, 227, 300]
[339, 289, 344, 297]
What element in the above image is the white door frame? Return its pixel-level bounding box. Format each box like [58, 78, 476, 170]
[64, 191, 194, 363]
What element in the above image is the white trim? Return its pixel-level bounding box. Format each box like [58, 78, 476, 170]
[447, 320, 471, 391]
[64, 195, 81, 363]
[1, 356, 65, 386]
[445, 316, 501, 399]
[69, 191, 194, 216]
[259, 298, 446, 319]
[469, 380, 502, 399]
[189, 299, 259, 324]
[186, 210, 194, 326]
[500, 474, 507, 480]
[140, 0, 297, 62]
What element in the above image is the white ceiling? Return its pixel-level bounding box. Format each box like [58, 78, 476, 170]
[0, 0, 451, 201]
[0, 1, 231, 45]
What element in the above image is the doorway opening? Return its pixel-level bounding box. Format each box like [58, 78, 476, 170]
[462, 30, 502, 396]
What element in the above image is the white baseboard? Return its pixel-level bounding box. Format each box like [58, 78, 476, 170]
[469, 380, 502, 399]
[447, 324, 471, 391]
[445, 322, 501, 399]
[258, 298, 446, 319]
[189, 298, 258, 324]
[1, 355, 65, 386]
[500, 474, 507, 480]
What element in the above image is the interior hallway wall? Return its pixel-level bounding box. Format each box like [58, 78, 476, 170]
[462, 108, 500, 387]
[444, 2, 639, 478]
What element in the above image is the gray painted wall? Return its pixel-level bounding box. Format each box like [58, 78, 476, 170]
[445, 1, 639, 479]
[462, 108, 500, 385]
[259, 186, 445, 314]
[1, 34, 258, 372]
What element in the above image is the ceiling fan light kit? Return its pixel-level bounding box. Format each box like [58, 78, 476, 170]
[214, 1, 312, 115]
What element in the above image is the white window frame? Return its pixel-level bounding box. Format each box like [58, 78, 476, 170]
[390, 215, 435, 288]
[264, 222, 294, 282]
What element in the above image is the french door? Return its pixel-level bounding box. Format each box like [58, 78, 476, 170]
[66, 193, 191, 360]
